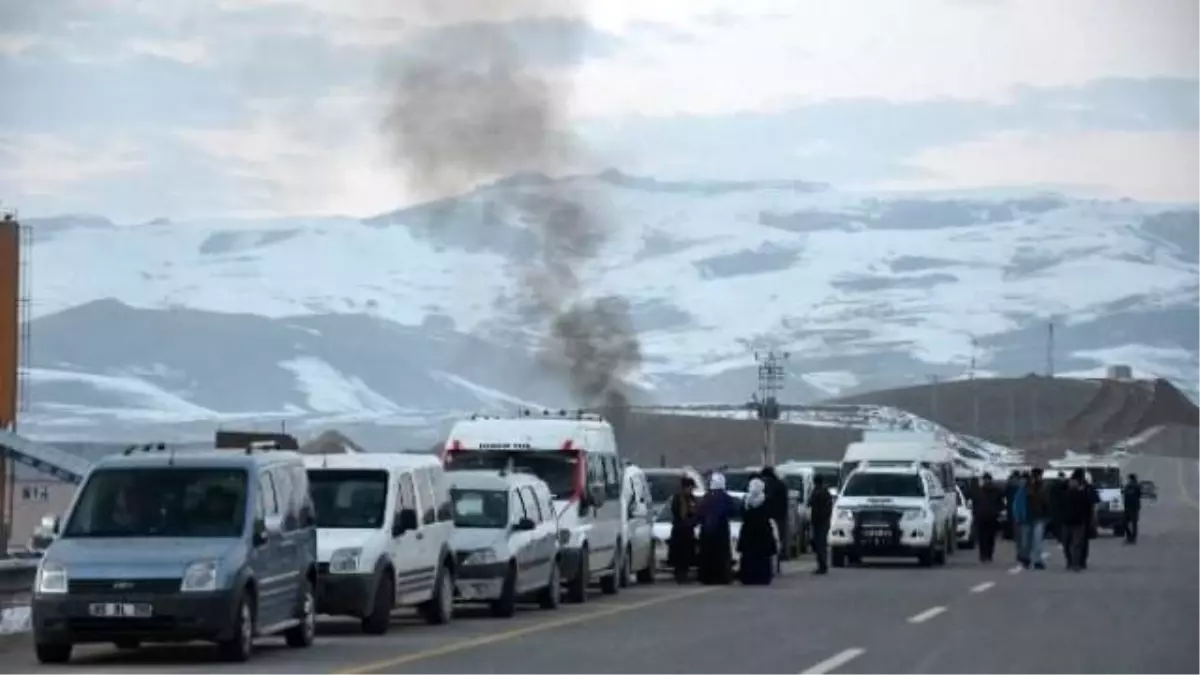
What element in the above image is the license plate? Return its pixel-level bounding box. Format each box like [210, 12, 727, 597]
[88, 603, 152, 618]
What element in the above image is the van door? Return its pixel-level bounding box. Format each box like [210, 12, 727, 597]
[627, 474, 652, 571]
[508, 488, 536, 592]
[270, 466, 305, 603]
[252, 471, 290, 626]
[519, 485, 554, 586]
[392, 470, 433, 602]
[415, 467, 451, 572]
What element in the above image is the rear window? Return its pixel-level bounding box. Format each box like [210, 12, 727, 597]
[842, 473, 925, 499]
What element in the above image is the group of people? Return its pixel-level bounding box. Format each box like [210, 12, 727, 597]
[665, 467, 837, 586]
[969, 468, 1143, 572]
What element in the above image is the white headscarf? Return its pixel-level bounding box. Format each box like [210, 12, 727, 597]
[745, 478, 766, 509]
[708, 472, 726, 491]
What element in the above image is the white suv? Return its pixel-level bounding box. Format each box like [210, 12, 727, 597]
[829, 464, 952, 568]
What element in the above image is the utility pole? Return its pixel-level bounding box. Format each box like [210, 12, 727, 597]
[1046, 321, 1055, 377]
[753, 351, 788, 466]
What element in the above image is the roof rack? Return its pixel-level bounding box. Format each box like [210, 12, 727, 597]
[469, 409, 607, 422]
[123, 442, 168, 456]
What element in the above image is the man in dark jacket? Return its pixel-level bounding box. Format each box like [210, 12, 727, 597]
[1061, 469, 1092, 571]
[1122, 474, 1143, 544]
[1081, 474, 1100, 568]
[1004, 471, 1021, 540]
[1024, 468, 1050, 570]
[971, 472, 1005, 563]
[760, 466, 791, 568]
[808, 474, 834, 574]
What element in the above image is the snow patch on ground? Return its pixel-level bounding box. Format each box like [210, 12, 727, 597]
[279, 357, 403, 415]
[24, 368, 216, 420]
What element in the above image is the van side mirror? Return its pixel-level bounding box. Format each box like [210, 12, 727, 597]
[252, 519, 269, 546]
[394, 508, 419, 536]
[513, 517, 536, 532]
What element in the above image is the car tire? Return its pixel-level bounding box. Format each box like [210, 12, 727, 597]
[918, 541, 935, 567]
[618, 545, 632, 588]
[420, 563, 454, 625]
[599, 546, 620, 595]
[566, 549, 589, 604]
[217, 593, 255, 662]
[361, 573, 394, 635]
[637, 543, 656, 584]
[491, 563, 519, 618]
[34, 643, 72, 664]
[538, 560, 561, 609]
[284, 578, 317, 648]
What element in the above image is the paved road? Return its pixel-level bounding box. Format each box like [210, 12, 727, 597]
[2, 454, 1194, 674]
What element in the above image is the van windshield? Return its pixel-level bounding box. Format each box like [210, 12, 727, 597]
[1086, 467, 1121, 489]
[308, 469, 389, 529]
[450, 489, 509, 528]
[446, 451, 576, 500]
[62, 468, 248, 538]
[842, 473, 925, 498]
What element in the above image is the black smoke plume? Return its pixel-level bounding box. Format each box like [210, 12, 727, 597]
[381, 6, 641, 416]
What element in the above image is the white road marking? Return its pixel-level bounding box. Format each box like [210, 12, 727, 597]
[907, 606, 947, 624]
[1008, 565, 1023, 574]
[800, 648, 867, 674]
[970, 581, 995, 593]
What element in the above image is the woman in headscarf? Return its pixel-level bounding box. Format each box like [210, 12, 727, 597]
[738, 478, 778, 585]
[668, 476, 699, 583]
[696, 472, 736, 585]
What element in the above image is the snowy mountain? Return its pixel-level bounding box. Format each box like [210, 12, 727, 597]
[18, 170, 1199, 446]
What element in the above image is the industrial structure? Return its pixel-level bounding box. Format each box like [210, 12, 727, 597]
[0, 211, 20, 547]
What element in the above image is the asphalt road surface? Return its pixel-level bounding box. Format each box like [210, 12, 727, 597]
[2, 454, 1194, 674]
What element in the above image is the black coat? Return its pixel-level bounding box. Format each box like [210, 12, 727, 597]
[738, 503, 778, 559]
[763, 476, 789, 524]
[808, 487, 834, 530]
[1122, 483, 1142, 515]
[972, 483, 1005, 521]
[1061, 486, 1092, 526]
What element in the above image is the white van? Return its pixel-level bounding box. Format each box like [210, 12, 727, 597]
[447, 470, 561, 617]
[841, 438, 958, 560]
[443, 411, 624, 603]
[304, 453, 456, 634]
[620, 464, 656, 586]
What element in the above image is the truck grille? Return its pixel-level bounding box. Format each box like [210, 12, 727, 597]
[853, 509, 902, 545]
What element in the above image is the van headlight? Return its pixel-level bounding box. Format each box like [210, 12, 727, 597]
[36, 561, 67, 594]
[901, 508, 931, 522]
[329, 547, 363, 574]
[464, 549, 498, 566]
[181, 560, 219, 592]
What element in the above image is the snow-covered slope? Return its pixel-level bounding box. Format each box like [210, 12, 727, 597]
[19, 171, 1199, 444]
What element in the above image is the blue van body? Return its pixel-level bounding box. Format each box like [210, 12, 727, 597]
[31, 448, 318, 663]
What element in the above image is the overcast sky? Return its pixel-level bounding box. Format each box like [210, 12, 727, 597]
[0, 0, 1196, 221]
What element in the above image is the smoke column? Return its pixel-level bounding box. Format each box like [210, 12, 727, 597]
[381, 5, 641, 414]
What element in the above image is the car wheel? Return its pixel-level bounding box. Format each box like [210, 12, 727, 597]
[420, 563, 454, 625]
[618, 545, 632, 588]
[285, 578, 316, 648]
[491, 563, 518, 618]
[599, 547, 621, 595]
[636, 543, 656, 584]
[34, 643, 72, 664]
[361, 573, 394, 635]
[217, 593, 255, 662]
[566, 550, 589, 604]
[538, 560, 561, 609]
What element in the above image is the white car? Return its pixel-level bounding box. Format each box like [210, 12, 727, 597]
[955, 486, 975, 549]
[447, 470, 561, 617]
[829, 463, 953, 568]
[651, 496, 775, 572]
[305, 452, 456, 635]
[620, 465, 657, 586]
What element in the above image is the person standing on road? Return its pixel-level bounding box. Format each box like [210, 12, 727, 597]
[1024, 468, 1049, 570]
[1081, 472, 1100, 569]
[696, 473, 735, 585]
[1011, 472, 1030, 566]
[808, 474, 834, 575]
[1061, 469, 1091, 571]
[972, 472, 1004, 563]
[738, 478, 778, 585]
[1122, 474, 1143, 544]
[1004, 470, 1021, 540]
[669, 476, 699, 583]
[759, 466, 790, 571]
